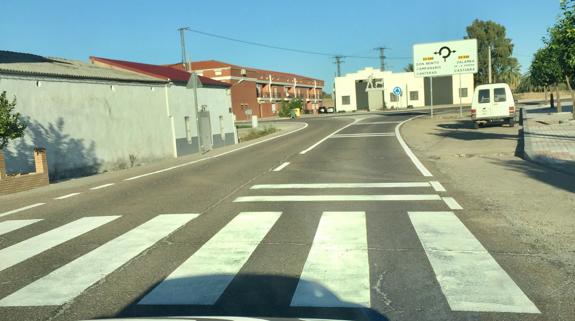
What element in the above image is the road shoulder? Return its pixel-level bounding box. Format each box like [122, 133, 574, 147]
[401, 112, 575, 318]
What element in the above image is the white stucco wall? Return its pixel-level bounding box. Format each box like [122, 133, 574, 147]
[1, 76, 174, 178]
[0, 75, 235, 179]
[335, 67, 474, 110]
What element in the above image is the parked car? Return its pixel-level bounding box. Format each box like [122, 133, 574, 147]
[318, 106, 327, 113]
[471, 83, 517, 129]
[327, 107, 335, 113]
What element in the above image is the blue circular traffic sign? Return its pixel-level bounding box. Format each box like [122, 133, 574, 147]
[392, 86, 402, 96]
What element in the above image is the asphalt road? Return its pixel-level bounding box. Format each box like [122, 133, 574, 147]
[0, 112, 548, 321]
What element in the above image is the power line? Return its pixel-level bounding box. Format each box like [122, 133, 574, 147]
[181, 27, 395, 60]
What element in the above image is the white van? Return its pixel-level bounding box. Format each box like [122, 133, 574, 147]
[471, 83, 517, 128]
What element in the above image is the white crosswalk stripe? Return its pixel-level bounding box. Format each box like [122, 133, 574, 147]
[291, 211, 370, 308]
[409, 211, 539, 313]
[139, 211, 281, 305]
[0, 214, 197, 306]
[0, 219, 42, 236]
[251, 182, 431, 189]
[234, 194, 441, 202]
[0, 216, 120, 272]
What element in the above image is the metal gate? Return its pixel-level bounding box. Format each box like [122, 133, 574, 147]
[198, 110, 212, 152]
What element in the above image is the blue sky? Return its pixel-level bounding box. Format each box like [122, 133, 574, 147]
[1, 0, 563, 91]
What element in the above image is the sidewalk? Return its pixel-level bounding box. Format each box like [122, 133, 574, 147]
[522, 109, 575, 175]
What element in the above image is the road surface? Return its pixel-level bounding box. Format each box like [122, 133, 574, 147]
[0, 112, 548, 321]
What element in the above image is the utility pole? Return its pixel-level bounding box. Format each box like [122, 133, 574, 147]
[178, 27, 203, 151]
[488, 45, 492, 84]
[178, 27, 191, 72]
[375, 47, 387, 71]
[334, 56, 344, 77]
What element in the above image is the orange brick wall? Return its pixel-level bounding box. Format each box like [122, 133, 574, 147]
[0, 149, 49, 196]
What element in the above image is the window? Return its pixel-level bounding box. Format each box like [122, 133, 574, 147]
[478, 89, 490, 103]
[494, 88, 506, 102]
[184, 116, 192, 143]
[459, 88, 468, 98]
[215, 69, 222, 76]
[409, 91, 419, 100]
[342, 96, 351, 105]
[390, 93, 399, 102]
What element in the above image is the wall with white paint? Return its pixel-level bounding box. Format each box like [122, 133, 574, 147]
[0, 75, 235, 179]
[334, 67, 474, 111]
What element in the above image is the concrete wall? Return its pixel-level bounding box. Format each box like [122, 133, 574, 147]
[334, 67, 474, 111]
[1, 75, 236, 180]
[1, 76, 173, 179]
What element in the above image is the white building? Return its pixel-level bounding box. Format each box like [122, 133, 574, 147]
[334, 67, 474, 111]
[0, 51, 236, 180]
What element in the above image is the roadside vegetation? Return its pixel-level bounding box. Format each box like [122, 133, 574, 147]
[240, 125, 278, 142]
[526, 0, 575, 117]
[0, 91, 27, 150]
[279, 99, 303, 117]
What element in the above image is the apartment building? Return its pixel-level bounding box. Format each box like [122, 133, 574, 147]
[167, 60, 324, 121]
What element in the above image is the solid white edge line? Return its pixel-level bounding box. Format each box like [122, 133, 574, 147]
[395, 116, 433, 177]
[0, 203, 46, 219]
[54, 193, 81, 200]
[125, 122, 309, 181]
[90, 183, 115, 190]
[299, 119, 358, 154]
[429, 181, 446, 192]
[272, 162, 290, 172]
[442, 197, 463, 210]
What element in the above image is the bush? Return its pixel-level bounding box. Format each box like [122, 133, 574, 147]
[279, 99, 303, 117]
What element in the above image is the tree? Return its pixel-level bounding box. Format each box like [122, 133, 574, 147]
[547, 0, 575, 118]
[530, 46, 564, 110]
[278, 99, 303, 117]
[403, 63, 414, 72]
[465, 19, 521, 86]
[0, 91, 27, 150]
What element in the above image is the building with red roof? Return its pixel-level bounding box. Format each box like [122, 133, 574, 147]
[166, 60, 324, 121]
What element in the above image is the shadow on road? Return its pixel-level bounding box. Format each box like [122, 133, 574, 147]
[113, 274, 389, 321]
[490, 157, 575, 194]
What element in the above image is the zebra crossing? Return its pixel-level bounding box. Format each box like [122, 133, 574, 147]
[0, 205, 539, 314]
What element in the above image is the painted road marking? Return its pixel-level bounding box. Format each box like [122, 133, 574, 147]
[0, 214, 197, 306]
[0, 216, 120, 272]
[299, 119, 358, 154]
[442, 197, 463, 210]
[234, 195, 441, 202]
[251, 182, 431, 189]
[0, 203, 45, 219]
[291, 211, 370, 307]
[331, 133, 395, 138]
[126, 122, 309, 181]
[272, 162, 290, 172]
[54, 192, 81, 200]
[429, 181, 446, 192]
[0, 219, 42, 236]
[351, 121, 401, 125]
[409, 211, 540, 313]
[139, 212, 281, 305]
[90, 183, 115, 190]
[395, 116, 433, 177]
